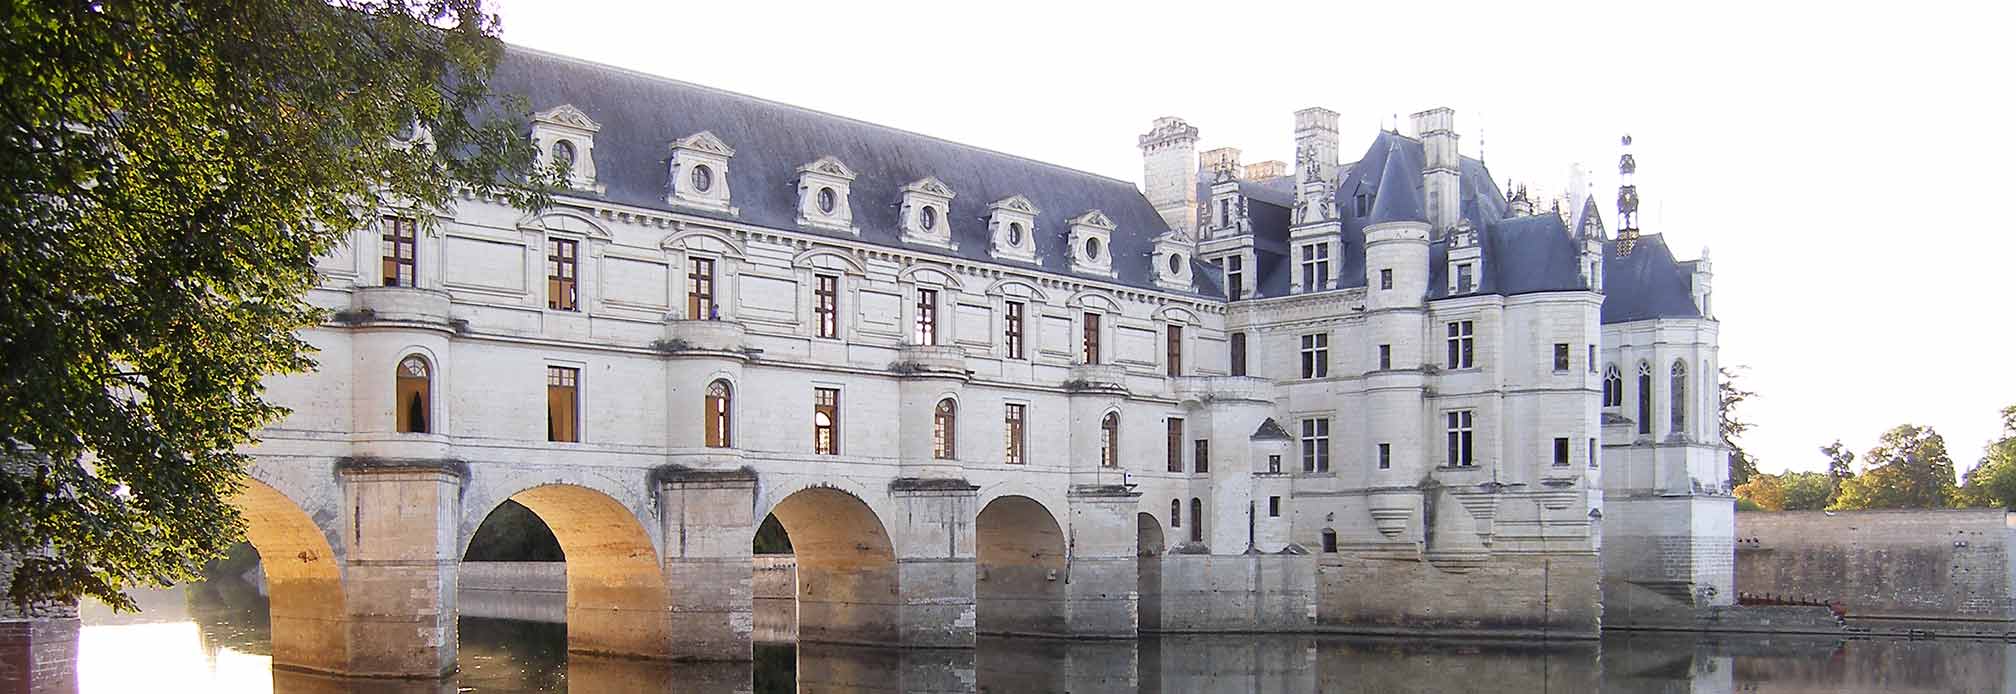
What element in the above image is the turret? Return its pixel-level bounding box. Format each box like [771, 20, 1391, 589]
[1363, 141, 1431, 311]
[1359, 142, 1434, 556]
[1691, 247, 1713, 318]
[1139, 117, 1201, 237]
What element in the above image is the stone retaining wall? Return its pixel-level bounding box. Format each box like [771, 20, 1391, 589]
[1735, 509, 2016, 622]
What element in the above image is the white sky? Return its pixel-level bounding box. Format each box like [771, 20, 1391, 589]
[495, 0, 2016, 476]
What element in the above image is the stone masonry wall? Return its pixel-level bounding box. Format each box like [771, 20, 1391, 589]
[1735, 509, 2016, 621]
[1318, 553, 1601, 638]
[1152, 554, 1315, 632]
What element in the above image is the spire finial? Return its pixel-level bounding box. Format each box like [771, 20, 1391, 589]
[1615, 133, 1641, 256]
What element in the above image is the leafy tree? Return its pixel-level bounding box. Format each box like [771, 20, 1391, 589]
[0, 0, 556, 610]
[1819, 439, 1856, 506]
[1720, 367, 1759, 486]
[1828, 425, 1957, 510]
[1778, 471, 1835, 511]
[1957, 405, 2016, 510]
[1733, 473, 1784, 511]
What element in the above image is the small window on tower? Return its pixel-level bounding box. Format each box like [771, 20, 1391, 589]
[1554, 343, 1571, 372]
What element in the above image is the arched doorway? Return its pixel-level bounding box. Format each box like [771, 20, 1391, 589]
[463, 484, 669, 658]
[1136, 512, 1165, 632]
[228, 478, 347, 675]
[763, 487, 898, 645]
[975, 496, 1067, 636]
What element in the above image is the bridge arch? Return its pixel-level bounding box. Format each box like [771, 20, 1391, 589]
[1137, 511, 1166, 631]
[975, 494, 1068, 635]
[759, 484, 899, 645]
[229, 476, 347, 674]
[464, 481, 670, 658]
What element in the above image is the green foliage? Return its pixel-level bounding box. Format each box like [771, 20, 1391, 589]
[1720, 367, 1759, 486]
[1733, 473, 1784, 511]
[1778, 472, 1835, 511]
[1828, 425, 1957, 510]
[1734, 497, 1765, 512]
[1957, 405, 2016, 510]
[0, 0, 556, 609]
[463, 500, 563, 562]
[753, 514, 794, 555]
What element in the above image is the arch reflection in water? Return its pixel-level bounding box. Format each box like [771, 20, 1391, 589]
[70, 584, 2016, 693]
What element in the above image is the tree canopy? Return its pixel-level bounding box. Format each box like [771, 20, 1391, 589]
[1828, 425, 1957, 510]
[0, 0, 555, 609]
[1956, 406, 2016, 510]
[1720, 367, 1759, 487]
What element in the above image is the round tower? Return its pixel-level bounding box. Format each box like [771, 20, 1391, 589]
[1359, 140, 1434, 552]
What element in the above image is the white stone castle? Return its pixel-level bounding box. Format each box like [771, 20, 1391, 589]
[230, 46, 1731, 674]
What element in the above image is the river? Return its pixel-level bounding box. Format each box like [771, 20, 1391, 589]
[62, 579, 2016, 693]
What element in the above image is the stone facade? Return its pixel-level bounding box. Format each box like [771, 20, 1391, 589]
[55, 45, 1728, 677]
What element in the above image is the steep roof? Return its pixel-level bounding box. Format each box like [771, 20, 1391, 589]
[489, 47, 1207, 297]
[1601, 234, 1703, 322]
[1367, 141, 1427, 224]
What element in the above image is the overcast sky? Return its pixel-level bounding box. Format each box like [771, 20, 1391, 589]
[495, 0, 2016, 476]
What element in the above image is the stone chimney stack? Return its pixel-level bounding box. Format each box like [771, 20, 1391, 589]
[1242, 160, 1287, 180]
[1139, 117, 1201, 237]
[1411, 107, 1461, 234]
[1293, 107, 1340, 189]
[1201, 147, 1242, 179]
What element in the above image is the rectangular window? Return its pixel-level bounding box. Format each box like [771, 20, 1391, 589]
[381, 216, 418, 288]
[1268, 496, 1281, 517]
[1166, 324, 1183, 376]
[1167, 418, 1184, 473]
[1301, 418, 1331, 473]
[1004, 404, 1026, 465]
[547, 238, 578, 311]
[1554, 343, 1571, 372]
[546, 366, 579, 443]
[915, 288, 938, 345]
[1082, 313, 1101, 364]
[1227, 255, 1245, 301]
[1379, 268, 1393, 290]
[1300, 243, 1331, 291]
[1455, 262, 1475, 293]
[1004, 302, 1025, 359]
[813, 388, 840, 455]
[1230, 332, 1247, 376]
[688, 257, 716, 320]
[1378, 344, 1392, 370]
[1218, 198, 1231, 228]
[1378, 443, 1392, 470]
[1300, 333, 1329, 379]
[1195, 439, 1210, 474]
[1445, 321, 1474, 369]
[1588, 345, 1598, 373]
[1589, 437, 1599, 468]
[1554, 437, 1571, 467]
[1356, 193, 1372, 217]
[1445, 410, 1475, 467]
[814, 274, 839, 339]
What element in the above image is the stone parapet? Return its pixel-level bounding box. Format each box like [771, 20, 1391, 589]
[346, 286, 453, 326]
[661, 318, 748, 354]
[1169, 375, 1275, 403]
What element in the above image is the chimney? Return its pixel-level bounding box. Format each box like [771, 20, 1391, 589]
[1139, 117, 1201, 236]
[1201, 147, 1242, 179]
[1410, 107, 1460, 234]
[1293, 107, 1339, 187]
[1243, 160, 1287, 181]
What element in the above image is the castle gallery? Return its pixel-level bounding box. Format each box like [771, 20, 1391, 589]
[243, 45, 1733, 672]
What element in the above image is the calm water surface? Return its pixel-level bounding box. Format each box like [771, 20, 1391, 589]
[70, 580, 2016, 693]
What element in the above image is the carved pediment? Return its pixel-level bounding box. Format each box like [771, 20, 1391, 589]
[991, 195, 1040, 216]
[1069, 209, 1115, 230]
[673, 130, 735, 157]
[799, 156, 856, 180]
[534, 104, 602, 133]
[904, 176, 955, 199]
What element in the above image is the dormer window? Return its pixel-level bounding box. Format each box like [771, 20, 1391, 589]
[988, 195, 1040, 264]
[900, 177, 956, 249]
[796, 156, 857, 233]
[1153, 230, 1192, 290]
[531, 104, 603, 193]
[1068, 210, 1116, 277]
[1446, 219, 1483, 295]
[667, 130, 735, 213]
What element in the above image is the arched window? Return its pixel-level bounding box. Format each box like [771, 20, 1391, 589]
[1189, 498, 1203, 543]
[1321, 528, 1338, 553]
[705, 380, 732, 448]
[396, 355, 430, 434]
[1602, 364, 1622, 408]
[551, 139, 576, 169]
[1636, 362, 1653, 436]
[933, 398, 957, 459]
[1100, 412, 1120, 468]
[1171, 499, 1181, 528]
[1671, 360, 1688, 436]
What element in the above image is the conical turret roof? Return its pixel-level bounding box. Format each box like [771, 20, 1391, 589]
[1367, 141, 1426, 224]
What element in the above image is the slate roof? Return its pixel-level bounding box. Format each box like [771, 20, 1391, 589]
[489, 46, 1212, 297]
[1216, 129, 1699, 323]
